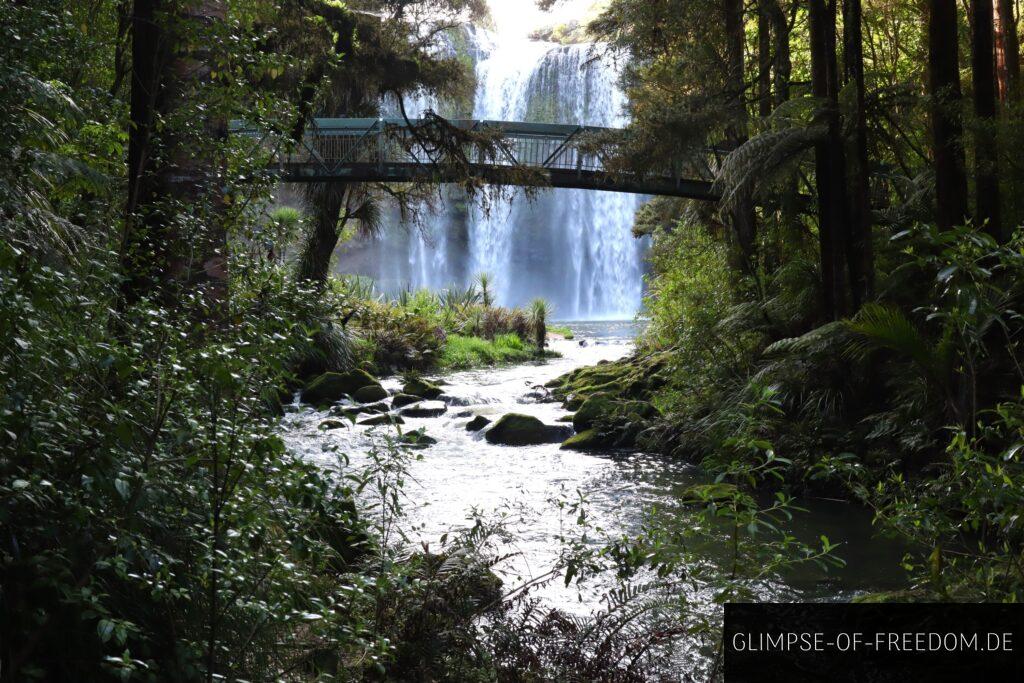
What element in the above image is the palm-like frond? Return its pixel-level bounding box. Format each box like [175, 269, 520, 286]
[713, 124, 824, 215]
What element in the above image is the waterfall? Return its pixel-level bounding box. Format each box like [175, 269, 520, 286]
[337, 28, 648, 320]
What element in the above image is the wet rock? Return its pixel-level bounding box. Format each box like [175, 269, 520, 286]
[465, 415, 491, 432]
[357, 401, 390, 415]
[319, 419, 348, 430]
[484, 413, 573, 446]
[399, 400, 448, 418]
[442, 394, 476, 406]
[391, 393, 422, 408]
[352, 383, 388, 404]
[555, 414, 574, 423]
[358, 413, 404, 426]
[454, 409, 474, 418]
[301, 369, 381, 406]
[401, 429, 438, 448]
[402, 377, 443, 400]
[560, 429, 614, 451]
[519, 385, 554, 404]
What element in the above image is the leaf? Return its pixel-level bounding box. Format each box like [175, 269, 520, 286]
[97, 619, 115, 643]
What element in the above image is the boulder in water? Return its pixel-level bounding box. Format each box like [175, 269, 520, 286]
[358, 413, 404, 427]
[402, 377, 443, 400]
[465, 415, 491, 432]
[484, 413, 573, 446]
[352, 383, 388, 404]
[391, 393, 422, 408]
[401, 429, 438, 448]
[319, 419, 349, 431]
[400, 401, 448, 418]
[302, 369, 381, 406]
[560, 429, 614, 451]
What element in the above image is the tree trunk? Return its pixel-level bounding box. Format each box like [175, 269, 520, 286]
[758, 1, 773, 118]
[843, 0, 875, 307]
[809, 0, 850, 319]
[994, 0, 1021, 103]
[928, 0, 970, 232]
[297, 183, 349, 286]
[972, 0, 1003, 240]
[724, 0, 758, 273]
[122, 0, 229, 307]
[769, 1, 792, 108]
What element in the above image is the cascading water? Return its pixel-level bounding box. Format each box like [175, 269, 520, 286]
[337, 27, 649, 319]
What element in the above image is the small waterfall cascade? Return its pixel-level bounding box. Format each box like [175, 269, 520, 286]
[337, 28, 648, 320]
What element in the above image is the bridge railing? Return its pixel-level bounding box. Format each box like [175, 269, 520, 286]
[232, 118, 613, 174]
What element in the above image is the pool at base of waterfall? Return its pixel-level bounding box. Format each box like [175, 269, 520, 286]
[282, 321, 907, 618]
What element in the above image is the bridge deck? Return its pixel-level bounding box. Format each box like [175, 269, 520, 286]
[231, 118, 719, 200]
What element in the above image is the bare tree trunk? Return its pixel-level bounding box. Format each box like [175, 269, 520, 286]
[810, 0, 850, 319]
[994, 0, 1021, 102]
[758, 1, 773, 118]
[768, 0, 792, 108]
[122, 0, 228, 307]
[724, 0, 757, 273]
[972, 0, 1003, 240]
[928, 0, 970, 232]
[844, 0, 875, 307]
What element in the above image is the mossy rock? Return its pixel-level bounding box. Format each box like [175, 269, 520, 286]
[352, 383, 388, 403]
[391, 393, 422, 408]
[560, 429, 615, 451]
[556, 414, 574, 423]
[484, 413, 573, 446]
[466, 415, 491, 431]
[358, 414, 404, 427]
[572, 393, 615, 431]
[302, 369, 380, 406]
[402, 377, 443, 400]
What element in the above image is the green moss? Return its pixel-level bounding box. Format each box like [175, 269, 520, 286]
[560, 429, 614, 451]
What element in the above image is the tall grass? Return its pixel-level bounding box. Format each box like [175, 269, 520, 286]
[441, 333, 534, 369]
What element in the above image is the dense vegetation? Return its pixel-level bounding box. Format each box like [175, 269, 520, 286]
[4, 0, 1024, 680]
[549, 0, 1024, 602]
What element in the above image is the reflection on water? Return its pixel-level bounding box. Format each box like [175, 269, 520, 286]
[281, 321, 906, 614]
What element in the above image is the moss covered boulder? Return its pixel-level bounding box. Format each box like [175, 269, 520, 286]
[560, 429, 615, 451]
[352, 384, 388, 404]
[302, 369, 381, 406]
[484, 413, 573, 446]
[572, 393, 615, 431]
[402, 377, 443, 400]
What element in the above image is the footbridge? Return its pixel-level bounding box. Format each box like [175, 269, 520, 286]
[231, 117, 719, 200]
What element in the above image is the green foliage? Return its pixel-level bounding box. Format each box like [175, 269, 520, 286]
[527, 298, 550, 354]
[440, 333, 536, 369]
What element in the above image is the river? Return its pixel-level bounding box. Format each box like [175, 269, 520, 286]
[282, 321, 906, 627]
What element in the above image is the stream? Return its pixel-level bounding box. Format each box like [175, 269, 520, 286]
[281, 321, 907, 619]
